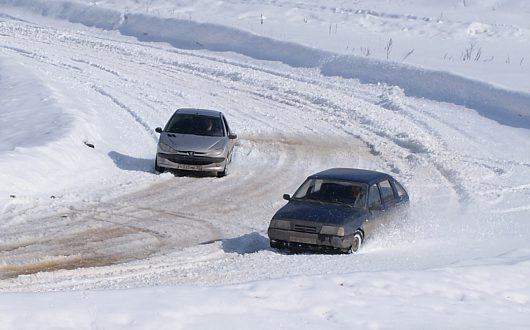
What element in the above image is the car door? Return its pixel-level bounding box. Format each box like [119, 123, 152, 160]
[363, 183, 384, 235]
[377, 179, 398, 228]
[222, 115, 236, 156]
[379, 179, 396, 210]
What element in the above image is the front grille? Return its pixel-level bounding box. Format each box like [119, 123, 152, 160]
[159, 153, 224, 166]
[293, 224, 318, 233]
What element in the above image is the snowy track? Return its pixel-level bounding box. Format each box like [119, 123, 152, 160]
[1, 7, 530, 295]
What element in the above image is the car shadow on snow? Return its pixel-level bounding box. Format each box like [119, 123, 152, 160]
[213, 232, 352, 255]
[215, 232, 271, 255]
[108, 151, 154, 173]
[109, 151, 223, 177]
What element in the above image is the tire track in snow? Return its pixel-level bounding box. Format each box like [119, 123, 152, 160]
[0, 132, 371, 283]
[0, 17, 486, 204]
[0, 225, 162, 280]
[92, 85, 158, 141]
[0, 16, 502, 200]
[2, 17, 469, 208]
[2, 15, 518, 288]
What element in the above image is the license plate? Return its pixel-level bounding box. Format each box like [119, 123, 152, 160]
[289, 236, 317, 245]
[176, 164, 201, 171]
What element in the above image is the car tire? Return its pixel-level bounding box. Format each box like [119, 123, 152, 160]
[216, 167, 227, 178]
[154, 156, 165, 173]
[270, 240, 282, 250]
[347, 231, 363, 254]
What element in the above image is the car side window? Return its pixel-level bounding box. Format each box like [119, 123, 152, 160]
[368, 184, 382, 209]
[393, 180, 407, 199]
[379, 180, 395, 204]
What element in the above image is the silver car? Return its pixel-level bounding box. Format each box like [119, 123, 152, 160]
[154, 108, 237, 177]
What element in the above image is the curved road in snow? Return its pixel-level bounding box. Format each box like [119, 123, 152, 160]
[1, 12, 529, 291]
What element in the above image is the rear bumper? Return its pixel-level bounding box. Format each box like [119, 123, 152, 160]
[268, 228, 354, 250]
[157, 152, 226, 172]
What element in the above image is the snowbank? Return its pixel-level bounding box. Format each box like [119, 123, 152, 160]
[0, 57, 79, 205]
[1, 257, 529, 329]
[0, 57, 71, 153]
[1, 0, 529, 128]
[0, 54, 154, 207]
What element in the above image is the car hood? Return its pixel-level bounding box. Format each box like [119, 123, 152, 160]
[272, 200, 366, 225]
[160, 133, 227, 153]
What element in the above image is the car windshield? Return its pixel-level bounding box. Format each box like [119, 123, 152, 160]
[165, 114, 224, 137]
[292, 178, 367, 208]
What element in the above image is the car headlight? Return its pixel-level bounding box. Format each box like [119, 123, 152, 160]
[158, 142, 177, 153]
[205, 148, 224, 157]
[321, 225, 345, 236]
[271, 219, 291, 230]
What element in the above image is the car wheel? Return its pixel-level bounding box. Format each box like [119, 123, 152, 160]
[216, 167, 227, 178]
[154, 156, 165, 173]
[348, 231, 363, 254]
[270, 240, 282, 250]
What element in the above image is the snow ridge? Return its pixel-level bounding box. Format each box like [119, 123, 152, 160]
[2, 0, 530, 129]
[0, 57, 71, 153]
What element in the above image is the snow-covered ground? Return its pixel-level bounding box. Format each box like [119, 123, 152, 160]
[0, 0, 529, 328]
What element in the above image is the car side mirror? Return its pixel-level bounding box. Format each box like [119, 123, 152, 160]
[283, 194, 291, 201]
[228, 133, 237, 139]
[155, 127, 163, 133]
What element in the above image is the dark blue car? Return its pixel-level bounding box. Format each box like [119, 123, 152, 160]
[267, 168, 409, 253]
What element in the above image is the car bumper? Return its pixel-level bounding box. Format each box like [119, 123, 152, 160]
[157, 152, 226, 172]
[267, 228, 354, 251]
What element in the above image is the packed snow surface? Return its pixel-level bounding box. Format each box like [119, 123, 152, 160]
[0, 0, 529, 329]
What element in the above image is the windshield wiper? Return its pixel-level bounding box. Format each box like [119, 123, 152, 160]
[293, 197, 325, 204]
[332, 200, 354, 208]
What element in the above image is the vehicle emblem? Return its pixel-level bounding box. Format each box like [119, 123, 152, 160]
[188, 151, 195, 157]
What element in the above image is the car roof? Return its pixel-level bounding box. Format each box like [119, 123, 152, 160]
[175, 108, 223, 117]
[308, 168, 393, 185]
